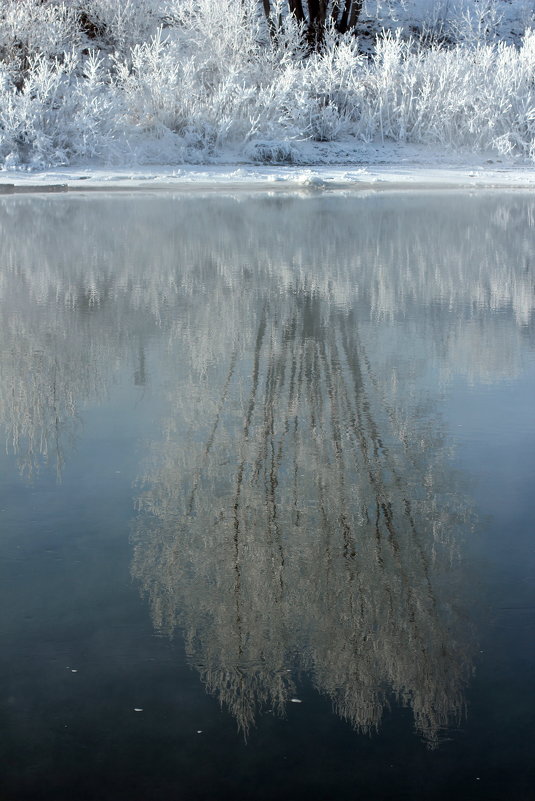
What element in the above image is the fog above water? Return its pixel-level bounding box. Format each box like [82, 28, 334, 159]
[0, 192, 533, 745]
[1, 193, 533, 476]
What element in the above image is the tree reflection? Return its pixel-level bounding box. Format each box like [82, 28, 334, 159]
[1, 192, 533, 477]
[2, 191, 531, 741]
[133, 282, 475, 746]
[0, 193, 529, 738]
[0, 273, 129, 478]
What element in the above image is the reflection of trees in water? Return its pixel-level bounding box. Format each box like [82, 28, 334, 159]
[133, 285, 474, 746]
[1, 289, 103, 478]
[3, 192, 528, 737]
[0, 268, 148, 478]
[1, 192, 533, 477]
[1, 194, 533, 326]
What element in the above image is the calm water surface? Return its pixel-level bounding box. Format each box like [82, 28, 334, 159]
[0, 192, 533, 801]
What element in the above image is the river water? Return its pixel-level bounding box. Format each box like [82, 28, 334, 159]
[0, 191, 533, 801]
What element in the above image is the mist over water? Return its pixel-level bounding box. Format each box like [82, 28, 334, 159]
[0, 192, 533, 800]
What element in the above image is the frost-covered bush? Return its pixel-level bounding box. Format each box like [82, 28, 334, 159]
[0, 0, 533, 167]
[0, 1, 80, 85]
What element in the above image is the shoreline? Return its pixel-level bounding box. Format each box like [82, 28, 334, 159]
[1, 160, 535, 194]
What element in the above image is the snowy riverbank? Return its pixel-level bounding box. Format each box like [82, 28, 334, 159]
[1, 146, 534, 193]
[1, 3, 534, 172]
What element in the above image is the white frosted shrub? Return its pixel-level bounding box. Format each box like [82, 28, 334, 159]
[0, 0, 533, 167]
[0, 1, 80, 77]
[79, 0, 165, 52]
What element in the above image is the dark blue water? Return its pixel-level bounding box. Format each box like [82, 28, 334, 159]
[0, 191, 533, 801]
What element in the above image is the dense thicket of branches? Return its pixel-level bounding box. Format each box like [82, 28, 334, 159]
[0, 0, 533, 166]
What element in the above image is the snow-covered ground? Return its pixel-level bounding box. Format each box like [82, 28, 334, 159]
[1, 144, 534, 192]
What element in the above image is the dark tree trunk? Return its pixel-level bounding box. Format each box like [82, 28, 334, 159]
[348, 0, 363, 30]
[288, 0, 306, 24]
[261, 0, 276, 38]
[262, 1, 362, 50]
[307, 0, 328, 48]
[336, 0, 363, 33]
